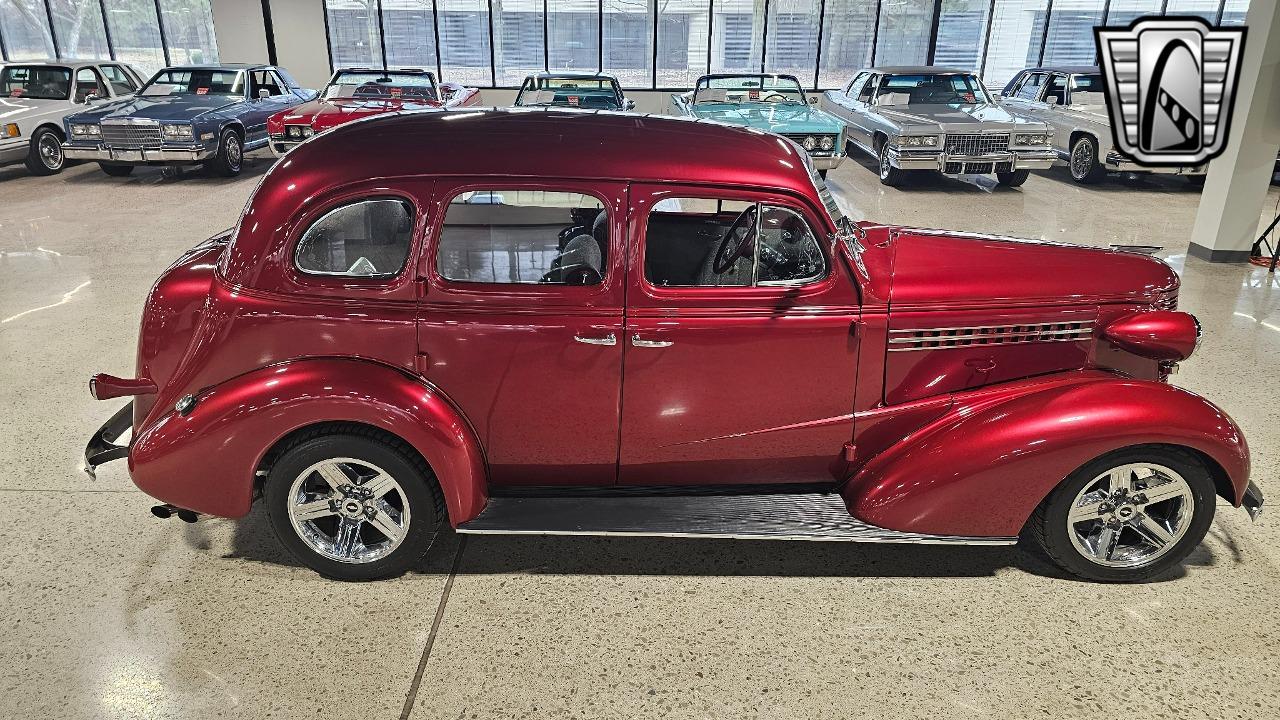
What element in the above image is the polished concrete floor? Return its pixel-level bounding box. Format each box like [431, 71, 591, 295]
[1, 150, 1279, 719]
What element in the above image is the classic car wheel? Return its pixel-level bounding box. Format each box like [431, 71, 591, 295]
[98, 163, 135, 177]
[877, 143, 904, 187]
[1027, 447, 1215, 583]
[995, 169, 1029, 187]
[205, 129, 244, 177]
[1069, 136, 1106, 184]
[25, 128, 65, 175]
[265, 431, 444, 580]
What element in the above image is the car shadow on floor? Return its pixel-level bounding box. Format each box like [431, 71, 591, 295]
[209, 503, 1231, 583]
[54, 152, 274, 186]
[839, 152, 1022, 194]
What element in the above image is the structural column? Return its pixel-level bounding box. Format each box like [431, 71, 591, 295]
[1188, 0, 1280, 262]
[208, 0, 331, 88]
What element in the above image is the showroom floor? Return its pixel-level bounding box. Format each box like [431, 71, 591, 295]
[1, 149, 1278, 720]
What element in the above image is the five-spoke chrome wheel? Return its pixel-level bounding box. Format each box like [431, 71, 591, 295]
[1066, 463, 1193, 568]
[286, 457, 411, 564]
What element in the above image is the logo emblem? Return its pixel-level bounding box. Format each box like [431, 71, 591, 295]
[1096, 17, 1246, 166]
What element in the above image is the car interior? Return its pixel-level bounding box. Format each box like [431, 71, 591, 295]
[250, 71, 284, 97]
[0, 66, 71, 100]
[74, 69, 106, 103]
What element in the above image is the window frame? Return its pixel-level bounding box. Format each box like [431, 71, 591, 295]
[74, 67, 107, 103]
[291, 195, 419, 280]
[100, 64, 140, 95]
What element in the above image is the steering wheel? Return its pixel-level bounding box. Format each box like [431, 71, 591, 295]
[762, 93, 789, 102]
[713, 206, 758, 275]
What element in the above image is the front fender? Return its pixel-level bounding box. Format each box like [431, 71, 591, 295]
[129, 358, 487, 523]
[843, 372, 1249, 537]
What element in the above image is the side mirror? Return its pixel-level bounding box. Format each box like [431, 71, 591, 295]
[83, 92, 100, 104]
[1045, 96, 1060, 106]
[624, 98, 636, 111]
[257, 89, 270, 99]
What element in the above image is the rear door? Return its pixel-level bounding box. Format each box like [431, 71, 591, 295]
[618, 184, 860, 486]
[417, 179, 627, 486]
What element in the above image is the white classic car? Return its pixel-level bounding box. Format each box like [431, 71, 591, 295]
[0, 59, 145, 176]
[999, 66, 1207, 185]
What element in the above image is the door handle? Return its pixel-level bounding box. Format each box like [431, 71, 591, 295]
[573, 333, 616, 346]
[631, 334, 673, 348]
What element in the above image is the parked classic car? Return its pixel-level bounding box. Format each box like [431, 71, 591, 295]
[821, 66, 1056, 186]
[267, 67, 479, 157]
[84, 110, 1261, 583]
[1000, 66, 1207, 184]
[0, 59, 144, 176]
[670, 73, 845, 176]
[62, 64, 316, 177]
[513, 72, 634, 110]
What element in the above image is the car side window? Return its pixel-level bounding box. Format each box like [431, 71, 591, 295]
[1044, 74, 1068, 105]
[74, 68, 106, 102]
[100, 65, 137, 94]
[295, 198, 415, 278]
[251, 70, 284, 98]
[436, 190, 608, 285]
[1015, 73, 1046, 100]
[645, 198, 826, 288]
[857, 75, 877, 103]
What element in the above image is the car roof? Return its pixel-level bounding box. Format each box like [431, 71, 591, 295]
[1017, 66, 1101, 75]
[867, 66, 974, 74]
[225, 109, 825, 285]
[0, 59, 122, 69]
[529, 71, 619, 81]
[162, 63, 272, 71]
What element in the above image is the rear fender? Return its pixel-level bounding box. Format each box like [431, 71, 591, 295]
[129, 358, 487, 523]
[843, 372, 1249, 537]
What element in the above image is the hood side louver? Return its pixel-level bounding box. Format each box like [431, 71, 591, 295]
[888, 320, 1095, 352]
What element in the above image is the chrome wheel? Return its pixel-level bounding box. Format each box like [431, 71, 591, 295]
[878, 145, 891, 179]
[1066, 462, 1194, 568]
[38, 132, 63, 170]
[286, 457, 410, 564]
[1070, 139, 1094, 180]
[226, 135, 242, 170]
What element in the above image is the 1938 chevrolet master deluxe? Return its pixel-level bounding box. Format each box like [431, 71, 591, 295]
[85, 109, 1262, 582]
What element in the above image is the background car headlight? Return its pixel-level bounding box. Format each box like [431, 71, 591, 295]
[819, 135, 835, 151]
[898, 135, 938, 147]
[1014, 133, 1051, 146]
[70, 124, 100, 137]
[161, 124, 194, 140]
[801, 136, 817, 151]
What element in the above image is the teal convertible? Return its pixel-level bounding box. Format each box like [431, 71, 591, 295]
[670, 74, 846, 176]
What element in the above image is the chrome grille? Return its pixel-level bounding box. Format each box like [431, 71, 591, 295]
[945, 133, 1009, 156]
[101, 124, 163, 148]
[888, 321, 1095, 352]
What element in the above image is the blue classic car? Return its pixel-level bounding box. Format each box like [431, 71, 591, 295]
[670, 74, 846, 176]
[62, 64, 316, 177]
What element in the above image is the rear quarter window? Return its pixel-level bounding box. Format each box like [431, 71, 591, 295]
[294, 198, 415, 278]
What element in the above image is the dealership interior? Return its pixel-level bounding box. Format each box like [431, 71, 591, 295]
[2, 0, 1280, 718]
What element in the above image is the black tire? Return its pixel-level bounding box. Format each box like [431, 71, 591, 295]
[1025, 446, 1216, 583]
[98, 162, 135, 177]
[1186, 174, 1206, 188]
[265, 430, 444, 581]
[1069, 135, 1107, 184]
[204, 128, 244, 177]
[995, 169, 1030, 187]
[877, 140, 904, 187]
[24, 127, 65, 175]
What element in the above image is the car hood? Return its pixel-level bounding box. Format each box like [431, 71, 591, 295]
[280, 96, 442, 129]
[70, 94, 242, 122]
[877, 102, 1046, 132]
[0, 96, 71, 125]
[884, 228, 1177, 308]
[690, 102, 843, 134]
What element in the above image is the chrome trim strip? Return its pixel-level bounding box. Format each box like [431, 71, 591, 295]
[455, 527, 1019, 545]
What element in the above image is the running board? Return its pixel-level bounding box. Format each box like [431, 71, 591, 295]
[457, 492, 1016, 545]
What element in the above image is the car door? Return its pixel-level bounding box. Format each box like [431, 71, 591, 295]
[417, 180, 627, 487]
[842, 74, 879, 149]
[243, 70, 289, 142]
[619, 185, 860, 486]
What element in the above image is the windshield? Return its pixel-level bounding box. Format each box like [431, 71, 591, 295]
[0, 66, 72, 100]
[140, 69, 245, 97]
[876, 73, 990, 106]
[694, 75, 807, 105]
[324, 71, 438, 100]
[515, 76, 621, 109]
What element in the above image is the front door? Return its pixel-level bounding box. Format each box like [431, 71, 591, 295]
[417, 180, 627, 486]
[618, 185, 860, 486]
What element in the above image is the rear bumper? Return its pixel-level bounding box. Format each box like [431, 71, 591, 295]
[62, 143, 215, 164]
[84, 401, 132, 479]
[1242, 481, 1264, 520]
[891, 148, 1056, 173]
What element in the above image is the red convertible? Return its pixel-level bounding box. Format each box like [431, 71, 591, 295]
[86, 110, 1261, 583]
[266, 67, 478, 156]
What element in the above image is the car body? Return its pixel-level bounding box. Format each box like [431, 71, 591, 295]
[669, 73, 846, 174]
[0, 59, 144, 176]
[1000, 66, 1207, 184]
[267, 68, 480, 157]
[821, 66, 1056, 187]
[85, 110, 1261, 583]
[62, 64, 316, 177]
[513, 72, 634, 111]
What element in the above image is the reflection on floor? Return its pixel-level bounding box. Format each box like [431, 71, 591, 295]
[1, 153, 1278, 719]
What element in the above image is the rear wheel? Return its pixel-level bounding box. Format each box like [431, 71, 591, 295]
[995, 169, 1029, 187]
[24, 127, 65, 175]
[1026, 447, 1216, 583]
[877, 141, 904, 187]
[1069, 135, 1107, 184]
[204, 128, 243, 177]
[98, 162, 134, 177]
[265, 431, 444, 580]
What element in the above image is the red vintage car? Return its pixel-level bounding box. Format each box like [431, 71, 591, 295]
[86, 110, 1262, 582]
[266, 67, 479, 156]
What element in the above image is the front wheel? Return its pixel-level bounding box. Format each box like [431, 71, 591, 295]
[1069, 135, 1107, 184]
[995, 169, 1030, 187]
[204, 128, 243, 177]
[265, 431, 444, 580]
[1026, 447, 1216, 583]
[877, 142, 904, 187]
[25, 127, 65, 175]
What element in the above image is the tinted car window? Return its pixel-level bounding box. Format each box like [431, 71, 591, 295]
[1044, 74, 1068, 105]
[436, 190, 608, 285]
[0, 66, 71, 100]
[295, 198, 415, 278]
